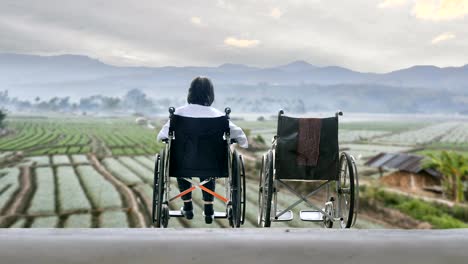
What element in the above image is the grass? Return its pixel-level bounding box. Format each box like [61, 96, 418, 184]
[416, 149, 468, 158]
[360, 185, 468, 229]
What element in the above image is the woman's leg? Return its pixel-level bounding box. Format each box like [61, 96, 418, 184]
[202, 179, 215, 221]
[177, 177, 193, 219]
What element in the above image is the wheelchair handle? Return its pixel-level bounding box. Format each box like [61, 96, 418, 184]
[169, 107, 175, 115]
[225, 107, 231, 117]
[335, 111, 343, 118]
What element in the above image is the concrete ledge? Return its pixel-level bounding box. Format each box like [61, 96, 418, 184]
[1, 229, 467, 264]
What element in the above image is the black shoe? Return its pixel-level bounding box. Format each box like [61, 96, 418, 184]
[204, 213, 214, 224]
[180, 207, 194, 220]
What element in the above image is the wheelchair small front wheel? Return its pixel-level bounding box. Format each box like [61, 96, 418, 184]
[161, 203, 169, 228]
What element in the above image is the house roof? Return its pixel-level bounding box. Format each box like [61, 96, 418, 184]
[365, 152, 442, 179]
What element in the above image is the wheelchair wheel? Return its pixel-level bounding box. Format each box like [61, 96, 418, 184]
[257, 154, 265, 226]
[229, 151, 242, 228]
[337, 152, 357, 228]
[260, 151, 274, 227]
[152, 152, 166, 228]
[240, 155, 246, 225]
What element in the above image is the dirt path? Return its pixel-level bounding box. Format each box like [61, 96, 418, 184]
[88, 154, 146, 227]
[0, 166, 34, 227]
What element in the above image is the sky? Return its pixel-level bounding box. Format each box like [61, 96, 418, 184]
[0, 0, 467, 72]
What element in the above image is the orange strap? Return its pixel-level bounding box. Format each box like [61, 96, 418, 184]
[169, 186, 196, 202]
[199, 185, 229, 203]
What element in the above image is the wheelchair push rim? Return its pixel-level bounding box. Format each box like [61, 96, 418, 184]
[259, 151, 274, 228]
[257, 155, 265, 226]
[152, 152, 169, 228]
[229, 151, 242, 228]
[337, 152, 357, 228]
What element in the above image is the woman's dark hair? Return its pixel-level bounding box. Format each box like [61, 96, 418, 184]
[187, 76, 215, 106]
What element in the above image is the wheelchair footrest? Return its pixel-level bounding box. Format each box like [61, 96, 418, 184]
[300, 210, 323, 222]
[169, 210, 184, 217]
[169, 211, 227, 218]
[214, 212, 228, 219]
[273, 210, 293, 222]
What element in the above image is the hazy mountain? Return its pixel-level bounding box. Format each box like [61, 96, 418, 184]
[1, 53, 467, 113]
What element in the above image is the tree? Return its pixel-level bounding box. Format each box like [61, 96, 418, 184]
[0, 109, 6, 128]
[102, 97, 121, 111]
[424, 151, 468, 203]
[123, 89, 153, 113]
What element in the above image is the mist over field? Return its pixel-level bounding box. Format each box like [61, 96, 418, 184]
[1, 53, 468, 115]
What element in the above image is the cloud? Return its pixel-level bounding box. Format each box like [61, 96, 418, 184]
[413, 0, 468, 21]
[270, 7, 283, 19]
[431, 32, 456, 43]
[1, 0, 468, 72]
[224, 37, 260, 48]
[378, 0, 407, 8]
[190, 16, 202, 25]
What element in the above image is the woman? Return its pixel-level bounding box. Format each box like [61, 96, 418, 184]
[157, 76, 248, 224]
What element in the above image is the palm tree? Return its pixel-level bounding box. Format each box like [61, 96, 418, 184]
[424, 151, 468, 203]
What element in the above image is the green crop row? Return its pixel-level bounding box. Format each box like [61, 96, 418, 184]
[56, 166, 92, 212]
[76, 165, 123, 209]
[0, 117, 163, 156]
[0, 168, 20, 212]
[28, 167, 56, 214]
[102, 158, 143, 185]
[118, 157, 153, 183]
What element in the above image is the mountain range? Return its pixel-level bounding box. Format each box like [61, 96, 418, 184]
[1, 53, 467, 113]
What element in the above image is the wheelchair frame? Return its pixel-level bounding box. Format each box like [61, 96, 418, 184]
[258, 110, 359, 228]
[152, 107, 246, 228]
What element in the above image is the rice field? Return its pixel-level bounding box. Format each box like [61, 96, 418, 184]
[371, 122, 461, 145]
[0, 117, 163, 156]
[1, 115, 468, 228]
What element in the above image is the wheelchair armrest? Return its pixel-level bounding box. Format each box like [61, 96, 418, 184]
[162, 139, 169, 144]
[230, 139, 238, 144]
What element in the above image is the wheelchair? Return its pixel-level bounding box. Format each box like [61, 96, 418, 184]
[258, 110, 359, 228]
[152, 107, 246, 228]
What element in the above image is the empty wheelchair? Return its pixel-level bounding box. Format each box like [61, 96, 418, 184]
[258, 110, 359, 228]
[152, 107, 246, 228]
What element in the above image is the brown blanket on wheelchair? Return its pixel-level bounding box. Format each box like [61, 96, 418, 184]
[297, 118, 321, 167]
[276, 115, 338, 180]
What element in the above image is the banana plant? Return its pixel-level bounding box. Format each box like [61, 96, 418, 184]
[424, 151, 468, 203]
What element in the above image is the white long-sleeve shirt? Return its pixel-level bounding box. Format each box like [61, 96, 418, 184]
[157, 104, 248, 148]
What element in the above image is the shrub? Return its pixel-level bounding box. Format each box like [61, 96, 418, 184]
[0, 109, 6, 128]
